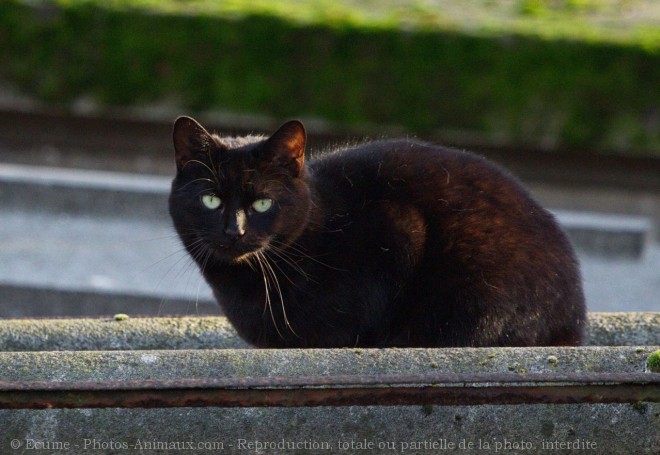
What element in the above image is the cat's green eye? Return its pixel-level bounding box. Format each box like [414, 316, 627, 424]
[252, 198, 273, 213]
[201, 194, 222, 210]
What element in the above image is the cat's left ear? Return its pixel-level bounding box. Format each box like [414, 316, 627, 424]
[264, 120, 306, 176]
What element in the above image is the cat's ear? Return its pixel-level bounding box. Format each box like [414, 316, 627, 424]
[172, 116, 214, 171]
[264, 120, 306, 176]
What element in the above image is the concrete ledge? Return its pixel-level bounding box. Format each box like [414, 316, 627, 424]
[0, 346, 656, 382]
[0, 313, 657, 352]
[0, 346, 658, 454]
[586, 312, 660, 346]
[553, 210, 653, 259]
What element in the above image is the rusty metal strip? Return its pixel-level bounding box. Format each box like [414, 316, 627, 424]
[0, 373, 658, 409]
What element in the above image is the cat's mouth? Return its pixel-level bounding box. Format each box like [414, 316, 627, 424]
[233, 246, 268, 264]
[210, 238, 270, 264]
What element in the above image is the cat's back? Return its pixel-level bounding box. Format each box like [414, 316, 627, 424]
[309, 138, 533, 210]
[310, 138, 572, 255]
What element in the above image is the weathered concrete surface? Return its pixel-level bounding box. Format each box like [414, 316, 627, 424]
[2, 404, 658, 455]
[0, 347, 658, 454]
[0, 346, 656, 381]
[585, 312, 660, 346]
[0, 313, 656, 352]
[0, 316, 248, 351]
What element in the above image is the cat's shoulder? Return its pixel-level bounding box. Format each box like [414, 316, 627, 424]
[309, 137, 523, 193]
[310, 137, 488, 168]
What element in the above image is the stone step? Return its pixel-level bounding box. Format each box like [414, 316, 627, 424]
[0, 163, 170, 221]
[553, 210, 653, 259]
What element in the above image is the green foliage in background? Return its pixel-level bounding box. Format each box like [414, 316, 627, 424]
[0, 0, 658, 155]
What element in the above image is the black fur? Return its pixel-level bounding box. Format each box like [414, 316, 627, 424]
[169, 116, 586, 348]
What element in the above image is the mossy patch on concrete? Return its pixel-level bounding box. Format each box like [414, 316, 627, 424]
[647, 350, 660, 373]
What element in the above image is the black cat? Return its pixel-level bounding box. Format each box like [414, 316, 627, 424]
[169, 116, 586, 348]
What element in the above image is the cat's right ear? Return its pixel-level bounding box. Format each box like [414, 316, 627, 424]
[263, 120, 307, 177]
[172, 116, 213, 171]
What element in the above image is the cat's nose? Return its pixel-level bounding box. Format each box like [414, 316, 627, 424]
[223, 210, 246, 240]
[223, 224, 245, 241]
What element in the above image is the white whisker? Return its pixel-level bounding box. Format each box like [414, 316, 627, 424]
[259, 251, 298, 338]
[255, 250, 284, 340]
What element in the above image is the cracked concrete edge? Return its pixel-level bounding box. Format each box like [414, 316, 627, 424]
[0, 312, 657, 352]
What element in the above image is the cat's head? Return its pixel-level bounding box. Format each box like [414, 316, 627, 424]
[169, 116, 311, 265]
